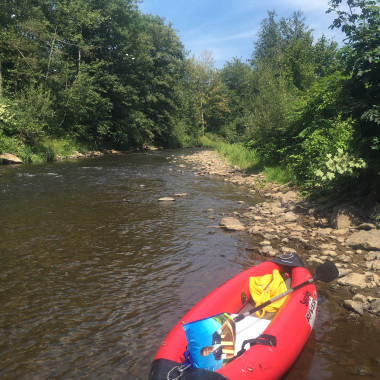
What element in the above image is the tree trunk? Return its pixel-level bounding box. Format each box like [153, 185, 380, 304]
[0, 56, 3, 97]
[45, 26, 58, 86]
[200, 99, 205, 135]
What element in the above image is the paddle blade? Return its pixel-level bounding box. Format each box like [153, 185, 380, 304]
[314, 260, 339, 283]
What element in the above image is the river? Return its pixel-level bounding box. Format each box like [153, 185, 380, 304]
[0, 150, 378, 379]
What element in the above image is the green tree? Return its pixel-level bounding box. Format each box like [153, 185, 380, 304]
[186, 50, 229, 136]
[245, 63, 297, 160]
[328, 0, 380, 174]
[220, 58, 255, 140]
[313, 35, 339, 77]
[141, 16, 185, 147]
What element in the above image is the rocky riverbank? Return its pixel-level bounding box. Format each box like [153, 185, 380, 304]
[0, 144, 159, 165]
[175, 150, 380, 318]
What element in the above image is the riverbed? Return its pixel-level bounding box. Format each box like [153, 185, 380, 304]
[0, 150, 378, 379]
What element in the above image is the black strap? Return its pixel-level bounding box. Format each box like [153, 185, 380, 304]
[236, 334, 277, 357]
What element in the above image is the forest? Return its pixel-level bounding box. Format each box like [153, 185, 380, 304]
[0, 0, 379, 196]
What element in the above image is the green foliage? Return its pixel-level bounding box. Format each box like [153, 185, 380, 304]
[0, 0, 190, 151]
[244, 62, 297, 160]
[252, 11, 316, 91]
[15, 84, 56, 145]
[199, 135, 293, 185]
[216, 142, 260, 171]
[220, 58, 255, 141]
[62, 63, 112, 143]
[0, 85, 55, 145]
[327, 0, 380, 180]
[0, 0, 378, 200]
[184, 51, 229, 137]
[314, 149, 366, 185]
[287, 115, 363, 188]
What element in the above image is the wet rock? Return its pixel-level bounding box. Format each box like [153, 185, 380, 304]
[0, 153, 22, 164]
[355, 365, 372, 376]
[258, 245, 277, 257]
[329, 283, 340, 292]
[345, 312, 361, 321]
[219, 217, 246, 231]
[353, 294, 370, 311]
[368, 298, 380, 316]
[343, 300, 364, 315]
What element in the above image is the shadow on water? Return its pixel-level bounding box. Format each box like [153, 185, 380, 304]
[0, 150, 379, 379]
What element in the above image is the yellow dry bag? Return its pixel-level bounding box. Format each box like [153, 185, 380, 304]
[249, 269, 288, 318]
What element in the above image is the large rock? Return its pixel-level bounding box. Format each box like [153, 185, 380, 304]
[369, 299, 380, 316]
[273, 191, 298, 205]
[343, 300, 364, 315]
[337, 273, 368, 289]
[0, 153, 22, 164]
[220, 217, 246, 231]
[346, 230, 380, 250]
[330, 204, 363, 229]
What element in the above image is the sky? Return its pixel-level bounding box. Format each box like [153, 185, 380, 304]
[138, 0, 346, 68]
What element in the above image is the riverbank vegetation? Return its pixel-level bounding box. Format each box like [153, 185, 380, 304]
[0, 0, 379, 198]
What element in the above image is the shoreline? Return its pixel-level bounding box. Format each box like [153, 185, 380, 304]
[175, 149, 380, 319]
[0, 144, 160, 165]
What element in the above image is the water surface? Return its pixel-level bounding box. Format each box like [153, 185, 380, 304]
[0, 150, 378, 379]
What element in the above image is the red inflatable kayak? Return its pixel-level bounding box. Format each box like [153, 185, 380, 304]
[149, 256, 318, 380]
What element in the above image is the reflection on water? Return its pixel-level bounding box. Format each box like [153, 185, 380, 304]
[0, 150, 378, 379]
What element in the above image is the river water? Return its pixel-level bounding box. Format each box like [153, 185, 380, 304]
[0, 150, 378, 379]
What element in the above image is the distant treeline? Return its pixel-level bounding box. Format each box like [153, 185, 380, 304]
[0, 0, 379, 194]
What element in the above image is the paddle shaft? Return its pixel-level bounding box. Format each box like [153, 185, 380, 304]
[233, 276, 315, 323]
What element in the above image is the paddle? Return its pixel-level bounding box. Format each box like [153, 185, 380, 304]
[233, 260, 339, 322]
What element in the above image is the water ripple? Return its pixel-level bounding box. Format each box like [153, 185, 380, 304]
[0, 152, 259, 379]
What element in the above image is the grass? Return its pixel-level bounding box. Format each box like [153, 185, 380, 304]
[0, 135, 85, 164]
[199, 134, 294, 186]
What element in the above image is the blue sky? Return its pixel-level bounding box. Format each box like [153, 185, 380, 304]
[138, 0, 346, 68]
